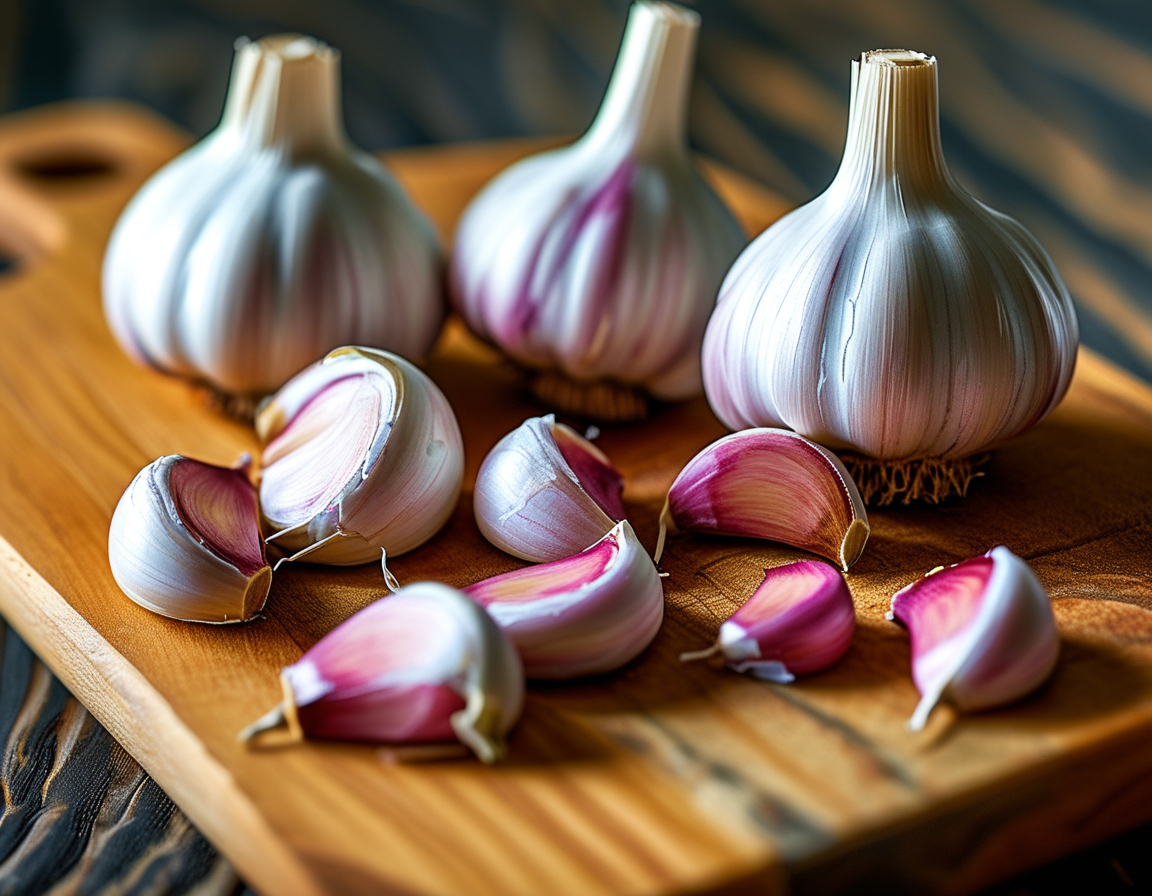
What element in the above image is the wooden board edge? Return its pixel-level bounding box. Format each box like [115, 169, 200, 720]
[0, 534, 323, 896]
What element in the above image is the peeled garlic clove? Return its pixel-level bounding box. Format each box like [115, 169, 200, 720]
[108, 455, 271, 623]
[890, 546, 1059, 731]
[474, 414, 623, 562]
[681, 560, 854, 682]
[450, 2, 746, 421]
[259, 346, 464, 565]
[464, 521, 663, 679]
[103, 34, 443, 404]
[655, 428, 869, 571]
[241, 583, 524, 762]
[702, 50, 1077, 504]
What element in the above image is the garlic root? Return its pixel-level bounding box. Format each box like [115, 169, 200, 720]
[840, 452, 990, 506]
[530, 370, 649, 423]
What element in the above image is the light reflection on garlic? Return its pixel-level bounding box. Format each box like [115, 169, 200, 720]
[889, 546, 1059, 731]
[464, 522, 663, 679]
[703, 50, 1078, 504]
[474, 414, 624, 562]
[655, 428, 869, 571]
[103, 34, 443, 405]
[108, 454, 271, 624]
[681, 560, 854, 682]
[450, 1, 746, 421]
[258, 346, 463, 565]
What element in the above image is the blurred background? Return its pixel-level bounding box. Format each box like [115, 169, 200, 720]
[2, 0, 1151, 384]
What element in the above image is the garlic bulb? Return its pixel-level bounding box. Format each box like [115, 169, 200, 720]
[655, 428, 869, 572]
[464, 522, 663, 679]
[450, 1, 746, 421]
[259, 346, 463, 565]
[103, 34, 443, 406]
[681, 560, 855, 682]
[889, 546, 1059, 731]
[240, 583, 524, 762]
[474, 414, 624, 562]
[108, 455, 271, 623]
[703, 50, 1078, 504]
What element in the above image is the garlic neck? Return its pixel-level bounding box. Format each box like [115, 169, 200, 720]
[833, 50, 953, 195]
[220, 34, 346, 161]
[581, 2, 699, 161]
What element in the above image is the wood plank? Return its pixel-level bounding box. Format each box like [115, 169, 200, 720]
[0, 100, 1149, 894]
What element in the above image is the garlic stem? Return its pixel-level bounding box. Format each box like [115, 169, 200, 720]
[582, 2, 699, 160]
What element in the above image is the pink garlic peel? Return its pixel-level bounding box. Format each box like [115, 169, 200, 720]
[239, 583, 524, 762]
[473, 414, 625, 563]
[889, 546, 1059, 732]
[108, 454, 271, 624]
[654, 428, 869, 571]
[464, 521, 664, 680]
[258, 346, 464, 566]
[680, 560, 855, 682]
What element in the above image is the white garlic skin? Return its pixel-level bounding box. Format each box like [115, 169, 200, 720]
[703, 50, 1077, 460]
[450, 2, 745, 402]
[103, 34, 443, 398]
[258, 346, 464, 565]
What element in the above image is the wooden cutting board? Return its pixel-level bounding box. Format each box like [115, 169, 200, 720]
[1, 101, 1151, 896]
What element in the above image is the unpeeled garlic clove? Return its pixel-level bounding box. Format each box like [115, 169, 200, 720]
[240, 582, 524, 762]
[655, 428, 869, 571]
[889, 546, 1059, 731]
[258, 346, 464, 566]
[464, 521, 663, 679]
[474, 414, 624, 562]
[108, 454, 271, 623]
[681, 560, 854, 682]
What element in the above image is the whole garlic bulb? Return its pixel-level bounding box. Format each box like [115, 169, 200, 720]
[450, 1, 746, 421]
[703, 50, 1078, 504]
[103, 34, 443, 405]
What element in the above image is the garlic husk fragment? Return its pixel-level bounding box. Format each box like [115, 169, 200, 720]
[103, 34, 443, 402]
[464, 522, 663, 679]
[889, 546, 1059, 731]
[655, 428, 869, 571]
[681, 560, 854, 682]
[702, 49, 1077, 504]
[474, 414, 624, 562]
[108, 455, 271, 623]
[240, 583, 524, 762]
[450, 1, 746, 421]
[258, 346, 464, 565]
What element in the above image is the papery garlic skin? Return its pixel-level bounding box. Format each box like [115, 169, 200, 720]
[244, 583, 524, 762]
[103, 34, 443, 400]
[108, 455, 271, 623]
[464, 522, 663, 679]
[656, 428, 869, 571]
[259, 346, 464, 565]
[890, 546, 1059, 731]
[703, 50, 1077, 498]
[450, 2, 745, 419]
[682, 560, 854, 682]
[474, 414, 623, 562]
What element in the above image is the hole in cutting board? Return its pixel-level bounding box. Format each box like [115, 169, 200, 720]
[15, 149, 116, 185]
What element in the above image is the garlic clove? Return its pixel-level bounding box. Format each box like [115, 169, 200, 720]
[103, 34, 444, 405]
[464, 521, 663, 679]
[681, 560, 854, 682]
[240, 582, 524, 762]
[474, 414, 623, 562]
[449, 2, 746, 421]
[655, 428, 869, 571]
[889, 546, 1060, 731]
[259, 346, 464, 565]
[108, 455, 271, 624]
[702, 49, 1077, 504]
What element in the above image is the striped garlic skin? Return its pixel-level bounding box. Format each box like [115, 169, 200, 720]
[103, 35, 443, 398]
[703, 51, 1078, 461]
[450, 2, 745, 402]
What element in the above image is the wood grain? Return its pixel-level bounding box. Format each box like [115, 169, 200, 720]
[0, 101, 1150, 895]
